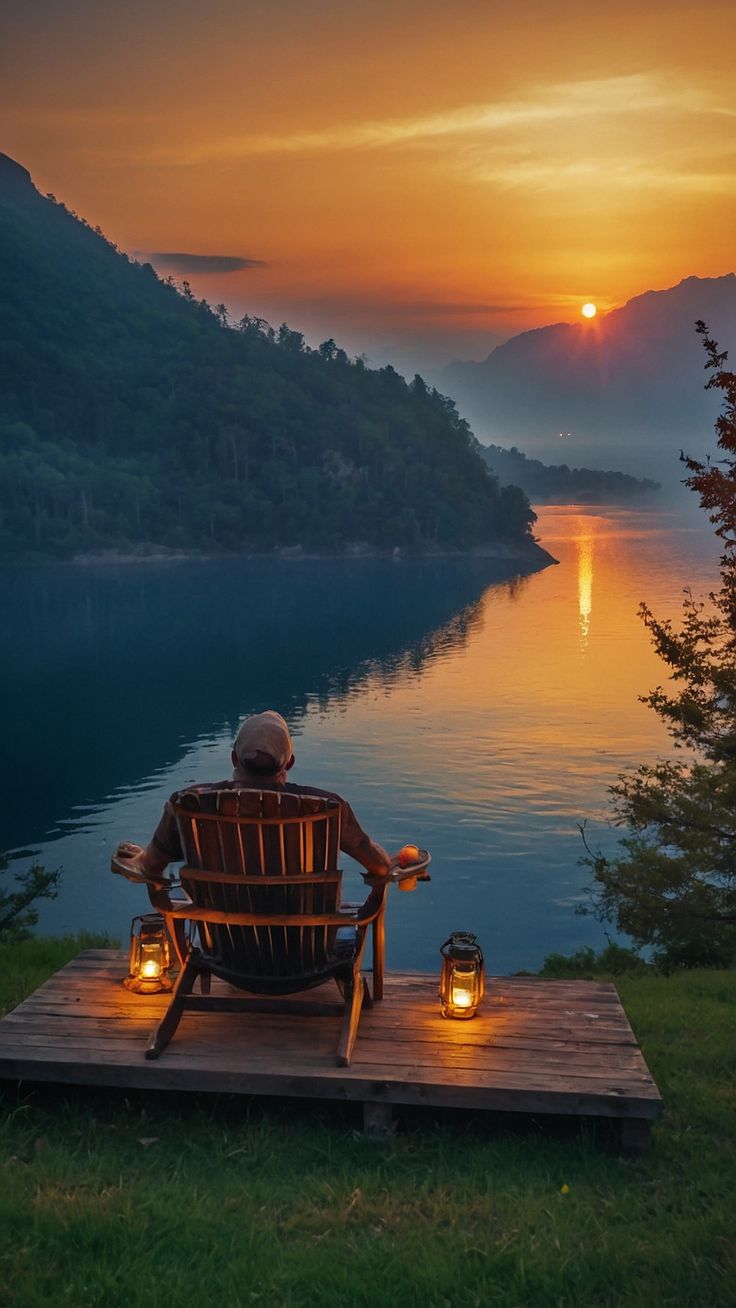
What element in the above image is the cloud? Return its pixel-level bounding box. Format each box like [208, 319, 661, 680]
[162, 73, 731, 165]
[287, 296, 546, 320]
[462, 157, 736, 195]
[148, 71, 735, 203]
[145, 252, 266, 273]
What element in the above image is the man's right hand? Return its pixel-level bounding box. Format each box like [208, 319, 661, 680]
[115, 841, 145, 861]
[112, 840, 171, 884]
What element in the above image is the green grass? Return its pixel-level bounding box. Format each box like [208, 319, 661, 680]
[1, 939, 734, 1308]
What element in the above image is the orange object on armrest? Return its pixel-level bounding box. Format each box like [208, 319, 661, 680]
[398, 843, 420, 867]
[384, 847, 431, 890]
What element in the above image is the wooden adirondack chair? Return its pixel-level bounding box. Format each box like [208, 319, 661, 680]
[123, 787, 388, 1067]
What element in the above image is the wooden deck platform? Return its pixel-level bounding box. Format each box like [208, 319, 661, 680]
[0, 950, 662, 1149]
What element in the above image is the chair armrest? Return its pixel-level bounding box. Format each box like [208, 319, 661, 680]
[362, 850, 431, 888]
[345, 883, 388, 925]
[146, 882, 194, 916]
[110, 854, 171, 892]
[110, 855, 187, 922]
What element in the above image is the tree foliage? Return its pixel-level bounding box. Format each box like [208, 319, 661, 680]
[0, 173, 536, 558]
[480, 444, 659, 503]
[584, 323, 736, 967]
[0, 854, 60, 941]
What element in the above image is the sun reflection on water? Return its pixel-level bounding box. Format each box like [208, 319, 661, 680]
[577, 534, 593, 642]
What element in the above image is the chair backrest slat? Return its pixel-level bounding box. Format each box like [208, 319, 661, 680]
[215, 789, 248, 971]
[172, 788, 342, 982]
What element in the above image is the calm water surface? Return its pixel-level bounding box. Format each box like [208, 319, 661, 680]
[1, 504, 720, 971]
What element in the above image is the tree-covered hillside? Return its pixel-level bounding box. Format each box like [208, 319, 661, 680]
[481, 444, 660, 503]
[0, 154, 535, 560]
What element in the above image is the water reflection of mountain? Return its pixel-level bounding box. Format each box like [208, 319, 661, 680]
[1, 556, 541, 850]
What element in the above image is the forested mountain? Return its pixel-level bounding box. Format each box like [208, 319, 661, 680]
[0, 153, 536, 560]
[481, 445, 660, 503]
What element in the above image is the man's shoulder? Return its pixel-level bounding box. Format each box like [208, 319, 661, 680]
[280, 781, 348, 806]
[168, 780, 233, 802]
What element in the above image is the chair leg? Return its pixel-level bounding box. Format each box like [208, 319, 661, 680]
[145, 954, 199, 1060]
[169, 918, 188, 969]
[372, 909, 385, 1001]
[336, 973, 366, 1067]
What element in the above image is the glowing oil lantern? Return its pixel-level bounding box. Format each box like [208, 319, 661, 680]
[124, 913, 173, 994]
[439, 932, 484, 1019]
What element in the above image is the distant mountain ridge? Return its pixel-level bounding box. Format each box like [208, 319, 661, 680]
[443, 275, 736, 478]
[0, 153, 542, 562]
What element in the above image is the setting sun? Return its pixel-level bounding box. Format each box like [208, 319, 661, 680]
[582, 303, 597, 319]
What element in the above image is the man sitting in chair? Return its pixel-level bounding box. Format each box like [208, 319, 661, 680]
[116, 710, 391, 883]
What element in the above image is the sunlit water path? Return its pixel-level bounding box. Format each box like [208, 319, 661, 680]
[1, 504, 720, 971]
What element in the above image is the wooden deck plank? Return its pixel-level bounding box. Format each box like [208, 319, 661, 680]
[0, 1019, 649, 1071]
[2, 1009, 643, 1054]
[13, 981, 638, 1018]
[0, 1032, 654, 1086]
[0, 1061, 658, 1119]
[0, 950, 663, 1125]
[0, 1033, 652, 1084]
[0, 1034, 661, 1100]
[5, 992, 634, 1022]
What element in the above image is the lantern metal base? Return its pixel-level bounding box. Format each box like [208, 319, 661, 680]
[123, 974, 174, 995]
[441, 1007, 478, 1020]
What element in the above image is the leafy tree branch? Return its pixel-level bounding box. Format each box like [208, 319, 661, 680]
[581, 325, 736, 967]
[0, 855, 61, 941]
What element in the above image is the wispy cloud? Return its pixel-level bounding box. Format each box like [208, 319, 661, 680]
[462, 154, 736, 194]
[165, 74, 731, 165]
[143, 252, 266, 273]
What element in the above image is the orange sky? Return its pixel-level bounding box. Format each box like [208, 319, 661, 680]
[2, 0, 735, 374]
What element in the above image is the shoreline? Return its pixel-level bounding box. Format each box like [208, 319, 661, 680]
[7, 538, 558, 570]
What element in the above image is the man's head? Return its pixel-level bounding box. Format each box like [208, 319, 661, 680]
[232, 710, 295, 781]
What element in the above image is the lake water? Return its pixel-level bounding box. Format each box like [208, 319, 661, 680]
[1, 503, 720, 972]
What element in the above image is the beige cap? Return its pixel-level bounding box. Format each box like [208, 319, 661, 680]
[233, 711, 293, 771]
